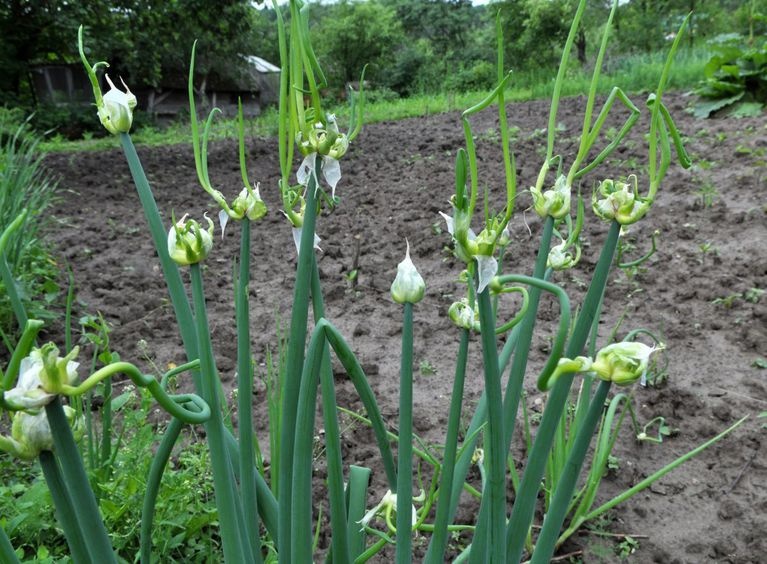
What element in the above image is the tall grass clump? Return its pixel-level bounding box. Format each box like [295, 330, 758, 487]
[0, 111, 59, 340]
[0, 1, 750, 563]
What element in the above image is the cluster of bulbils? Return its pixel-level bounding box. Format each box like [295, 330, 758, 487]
[0, 344, 82, 460]
[435, 168, 663, 388]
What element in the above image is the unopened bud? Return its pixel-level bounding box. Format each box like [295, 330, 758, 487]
[99, 75, 136, 134]
[2, 406, 79, 460]
[391, 241, 425, 304]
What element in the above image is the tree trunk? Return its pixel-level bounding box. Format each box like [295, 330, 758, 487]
[576, 28, 587, 66]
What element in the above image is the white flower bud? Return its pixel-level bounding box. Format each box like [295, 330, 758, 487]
[448, 299, 480, 331]
[391, 241, 425, 304]
[592, 175, 650, 225]
[98, 75, 136, 135]
[357, 489, 417, 531]
[547, 240, 581, 271]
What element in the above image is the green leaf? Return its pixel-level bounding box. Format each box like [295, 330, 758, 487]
[729, 102, 764, 118]
[752, 358, 767, 369]
[110, 390, 134, 411]
[693, 92, 746, 118]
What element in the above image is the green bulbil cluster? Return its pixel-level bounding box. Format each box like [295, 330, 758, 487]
[592, 175, 650, 225]
[167, 214, 214, 266]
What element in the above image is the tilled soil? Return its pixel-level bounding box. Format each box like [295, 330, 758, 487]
[42, 92, 767, 562]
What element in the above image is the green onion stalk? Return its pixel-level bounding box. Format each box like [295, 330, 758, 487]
[472, 285, 506, 564]
[0, 210, 28, 328]
[388, 241, 426, 562]
[234, 97, 262, 562]
[278, 159, 320, 562]
[504, 220, 620, 562]
[190, 263, 253, 562]
[38, 441, 90, 562]
[0, 523, 19, 564]
[290, 313, 398, 562]
[396, 302, 415, 563]
[424, 327, 469, 563]
[46, 397, 117, 563]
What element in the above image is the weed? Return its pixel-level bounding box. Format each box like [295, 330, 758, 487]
[419, 360, 437, 377]
[617, 535, 640, 559]
[696, 181, 719, 208]
[712, 293, 741, 308]
[744, 287, 764, 303]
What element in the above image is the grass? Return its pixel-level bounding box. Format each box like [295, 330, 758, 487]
[38, 47, 709, 154]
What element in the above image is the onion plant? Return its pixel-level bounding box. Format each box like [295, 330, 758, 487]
[0, 1, 751, 562]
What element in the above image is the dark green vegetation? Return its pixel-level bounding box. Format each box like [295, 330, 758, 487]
[1, 0, 763, 141]
[694, 32, 767, 117]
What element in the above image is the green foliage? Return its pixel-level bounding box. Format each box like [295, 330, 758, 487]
[0, 389, 219, 562]
[0, 115, 60, 339]
[316, 0, 404, 87]
[694, 33, 767, 117]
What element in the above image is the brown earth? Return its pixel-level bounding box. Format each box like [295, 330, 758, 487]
[42, 92, 767, 563]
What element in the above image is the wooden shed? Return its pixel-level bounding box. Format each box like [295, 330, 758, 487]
[141, 55, 281, 119]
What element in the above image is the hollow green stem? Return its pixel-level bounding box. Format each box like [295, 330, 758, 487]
[236, 220, 261, 561]
[347, 465, 372, 559]
[39, 450, 91, 563]
[278, 154, 320, 562]
[0, 524, 19, 564]
[472, 287, 506, 564]
[0, 255, 26, 329]
[140, 416, 184, 564]
[505, 221, 620, 562]
[535, 0, 587, 192]
[396, 302, 414, 563]
[531, 379, 612, 563]
[311, 258, 351, 564]
[46, 397, 116, 563]
[62, 361, 208, 424]
[223, 431, 279, 541]
[118, 134, 200, 379]
[558, 391, 630, 546]
[424, 328, 470, 564]
[0, 211, 28, 330]
[502, 217, 553, 438]
[190, 264, 250, 563]
[290, 312, 325, 563]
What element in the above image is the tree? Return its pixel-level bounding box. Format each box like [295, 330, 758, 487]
[315, 0, 404, 88]
[0, 0, 267, 106]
